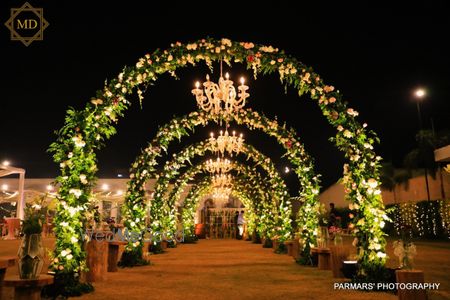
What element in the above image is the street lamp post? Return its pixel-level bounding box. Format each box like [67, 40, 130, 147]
[414, 89, 431, 202]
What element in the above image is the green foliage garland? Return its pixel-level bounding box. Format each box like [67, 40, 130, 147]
[50, 38, 386, 282]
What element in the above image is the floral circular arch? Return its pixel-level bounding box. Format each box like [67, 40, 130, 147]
[178, 165, 274, 239]
[142, 139, 292, 244]
[180, 173, 268, 239]
[50, 38, 386, 281]
[123, 108, 321, 261]
[162, 157, 282, 238]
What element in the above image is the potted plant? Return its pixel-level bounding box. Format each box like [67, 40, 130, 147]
[18, 196, 47, 279]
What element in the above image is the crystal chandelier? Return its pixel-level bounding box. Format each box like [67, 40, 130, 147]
[209, 130, 244, 157]
[211, 186, 232, 206]
[191, 72, 249, 117]
[205, 157, 232, 174]
[212, 173, 233, 187]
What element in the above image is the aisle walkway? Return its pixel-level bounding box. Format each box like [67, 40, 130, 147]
[81, 239, 395, 300]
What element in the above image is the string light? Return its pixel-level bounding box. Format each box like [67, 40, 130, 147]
[393, 200, 447, 238]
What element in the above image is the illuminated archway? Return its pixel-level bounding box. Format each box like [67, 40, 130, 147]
[50, 38, 386, 282]
[144, 140, 291, 242]
[180, 173, 269, 239]
[161, 159, 282, 239]
[123, 109, 320, 262]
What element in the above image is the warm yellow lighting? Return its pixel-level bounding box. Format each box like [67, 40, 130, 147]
[209, 129, 244, 157]
[116, 190, 123, 196]
[192, 73, 249, 116]
[2, 160, 10, 166]
[46, 185, 53, 191]
[240, 77, 245, 85]
[212, 173, 233, 187]
[415, 89, 426, 98]
[284, 167, 290, 173]
[102, 184, 109, 191]
[225, 72, 229, 80]
[1, 184, 8, 191]
[211, 186, 232, 207]
[205, 157, 232, 174]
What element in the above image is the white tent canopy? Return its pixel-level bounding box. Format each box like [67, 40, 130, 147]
[0, 164, 25, 219]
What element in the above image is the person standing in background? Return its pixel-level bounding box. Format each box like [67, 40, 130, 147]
[237, 210, 245, 240]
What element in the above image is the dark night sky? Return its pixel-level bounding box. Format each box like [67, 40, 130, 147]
[1, 1, 449, 192]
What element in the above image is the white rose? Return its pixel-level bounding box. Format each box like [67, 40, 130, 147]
[343, 130, 353, 138]
[79, 174, 87, 184]
[69, 189, 82, 198]
[367, 178, 378, 188]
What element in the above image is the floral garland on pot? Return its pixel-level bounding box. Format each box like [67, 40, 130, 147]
[49, 38, 385, 283]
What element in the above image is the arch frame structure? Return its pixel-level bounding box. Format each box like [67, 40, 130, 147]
[123, 108, 320, 262]
[49, 38, 387, 283]
[147, 140, 291, 240]
[168, 161, 274, 238]
[151, 146, 288, 240]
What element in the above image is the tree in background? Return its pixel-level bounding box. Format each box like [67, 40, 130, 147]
[404, 129, 450, 200]
[380, 162, 411, 203]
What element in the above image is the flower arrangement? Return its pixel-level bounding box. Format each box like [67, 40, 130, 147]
[328, 226, 342, 235]
[393, 224, 417, 269]
[22, 195, 48, 235]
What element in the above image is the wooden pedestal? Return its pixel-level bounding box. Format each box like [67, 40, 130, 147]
[3, 275, 53, 300]
[272, 239, 279, 250]
[86, 240, 108, 282]
[108, 241, 127, 272]
[161, 240, 168, 250]
[0, 256, 16, 296]
[330, 246, 350, 278]
[312, 247, 331, 270]
[285, 240, 294, 256]
[396, 270, 428, 300]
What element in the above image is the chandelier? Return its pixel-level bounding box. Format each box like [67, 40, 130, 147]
[211, 186, 232, 206]
[205, 157, 232, 174]
[212, 173, 233, 187]
[191, 72, 249, 117]
[209, 130, 244, 157]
